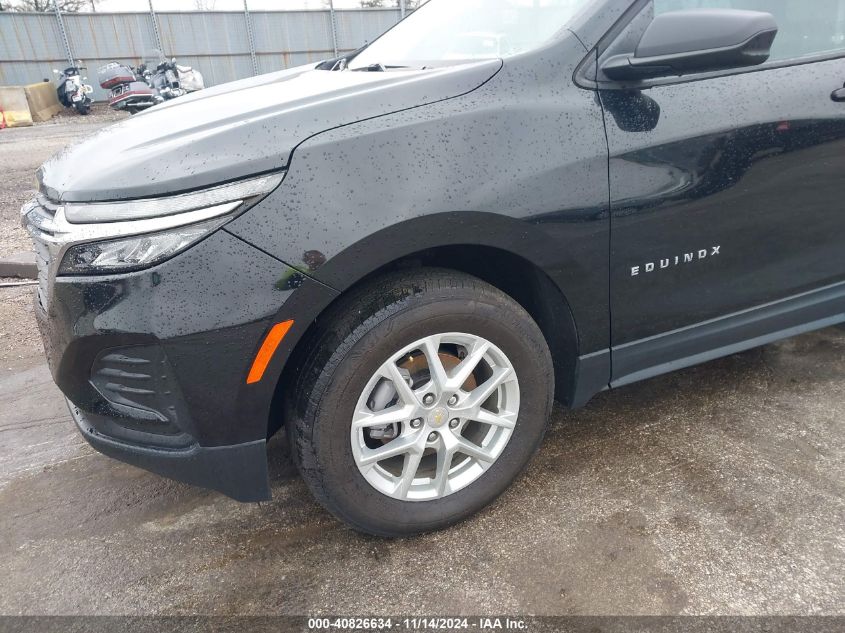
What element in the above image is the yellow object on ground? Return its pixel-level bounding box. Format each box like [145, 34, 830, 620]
[0, 86, 33, 127]
[24, 82, 62, 122]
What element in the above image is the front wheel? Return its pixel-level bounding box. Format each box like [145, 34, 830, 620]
[75, 99, 90, 115]
[287, 269, 554, 536]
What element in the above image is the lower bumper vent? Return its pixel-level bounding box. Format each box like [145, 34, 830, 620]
[89, 345, 191, 447]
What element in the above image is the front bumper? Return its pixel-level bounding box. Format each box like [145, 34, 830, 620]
[32, 223, 337, 501]
[68, 400, 270, 502]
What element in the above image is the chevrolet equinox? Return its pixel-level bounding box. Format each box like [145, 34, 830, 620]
[23, 0, 845, 536]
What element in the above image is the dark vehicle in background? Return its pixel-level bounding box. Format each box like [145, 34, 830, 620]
[98, 57, 204, 114]
[53, 62, 93, 115]
[23, 0, 845, 536]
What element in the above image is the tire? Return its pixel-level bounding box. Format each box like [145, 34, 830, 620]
[75, 99, 90, 115]
[287, 268, 554, 537]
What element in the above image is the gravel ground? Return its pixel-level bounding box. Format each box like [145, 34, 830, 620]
[0, 103, 127, 260]
[0, 284, 41, 377]
[0, 108, 842, 619]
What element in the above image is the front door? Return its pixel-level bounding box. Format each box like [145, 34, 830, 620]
[602, 0, 845, 384]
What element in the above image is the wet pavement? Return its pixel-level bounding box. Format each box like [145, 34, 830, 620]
[0, 112, 842, 617]
[1, 329, 842, 615]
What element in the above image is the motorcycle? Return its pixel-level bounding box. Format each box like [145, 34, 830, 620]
[98, 62, 157, 114]
[53, 62, 94, 115]
[98, 55, 204, 115]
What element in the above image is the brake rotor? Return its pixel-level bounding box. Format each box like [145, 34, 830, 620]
[399, 350, 479, 392]
[367, 349, 480, 445]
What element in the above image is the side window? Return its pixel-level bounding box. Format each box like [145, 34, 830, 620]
[654, 0, 845, 62]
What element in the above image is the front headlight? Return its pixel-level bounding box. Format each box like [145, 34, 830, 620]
[23, 172, 284, 277]
[58, 218, 225, 275]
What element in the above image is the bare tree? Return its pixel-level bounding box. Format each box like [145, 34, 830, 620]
[322, 0, 421, 9]
[193, 0, 217, 9]
[358, 0, 423, 8]
[3, 0, 100, 10]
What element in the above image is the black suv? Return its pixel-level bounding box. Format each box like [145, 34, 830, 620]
[23, 0, 845, 536]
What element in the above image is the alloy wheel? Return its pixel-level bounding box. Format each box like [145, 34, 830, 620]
[350, 332, 520, 501]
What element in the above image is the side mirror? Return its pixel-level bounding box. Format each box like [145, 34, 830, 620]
[602, 9, 777, 81]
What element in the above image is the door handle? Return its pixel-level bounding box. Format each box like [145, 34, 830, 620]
[832, 85, 845, 102]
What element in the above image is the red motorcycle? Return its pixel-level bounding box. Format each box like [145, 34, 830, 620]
[98, 58, 204, 114]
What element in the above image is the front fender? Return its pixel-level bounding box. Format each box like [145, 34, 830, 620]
[227, 38, 610, 355]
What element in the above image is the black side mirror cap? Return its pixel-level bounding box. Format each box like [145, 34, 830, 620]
[602, 9, 778, 81]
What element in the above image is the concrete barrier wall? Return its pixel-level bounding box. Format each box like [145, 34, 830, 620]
[0, 85, 32, 127]
[24, 81, 61, 122]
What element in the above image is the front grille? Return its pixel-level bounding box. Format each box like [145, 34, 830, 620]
[32, 239, 52, 311]
[22, 193, 62, 310]
[35, 192, 60, 216]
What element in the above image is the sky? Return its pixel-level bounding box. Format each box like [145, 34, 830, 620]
[96, 0, 396, 10]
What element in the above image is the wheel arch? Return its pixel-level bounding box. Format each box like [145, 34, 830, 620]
[266, 212, 590, 439]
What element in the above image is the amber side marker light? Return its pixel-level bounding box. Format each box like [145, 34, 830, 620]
[247, 320, 294, 384]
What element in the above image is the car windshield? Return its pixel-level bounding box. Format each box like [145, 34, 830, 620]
[348, 0, 594, 70]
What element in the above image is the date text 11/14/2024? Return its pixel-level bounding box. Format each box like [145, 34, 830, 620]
[307, 617, 529, 631]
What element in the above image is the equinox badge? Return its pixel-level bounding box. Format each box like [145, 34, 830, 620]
[631, 246, 721, 277]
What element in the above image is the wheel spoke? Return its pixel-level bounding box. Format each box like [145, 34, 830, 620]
[454, 438, 496, 463]
[464, 366, 513, 408]
[352, 403, 415, 430]
[448, 340, 490, 389]
[474, 408, 517, 430]
[421, 336, 448, 390]
[382, 360, 418, 405]
[433, 448, 453, 497]
[395, 449, 424, 499]
[359, 432, 421, 466]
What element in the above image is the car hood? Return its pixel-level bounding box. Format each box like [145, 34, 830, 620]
[39, 60, 502, 202]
